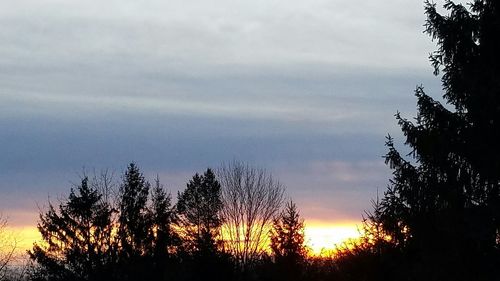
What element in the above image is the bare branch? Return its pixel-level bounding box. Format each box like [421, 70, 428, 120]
[217, 161, 284, 270]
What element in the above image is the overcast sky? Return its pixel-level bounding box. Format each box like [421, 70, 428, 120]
[1, 0, 446, 227]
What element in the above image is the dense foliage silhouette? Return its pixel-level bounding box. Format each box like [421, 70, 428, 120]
[26, 165, 241, 281]
[116, 163, 152, 280]
[376, 1, 500, 280]
[268, 201, 308, 281]
[147, 177, 180, 280]
[29, 177, 114, 281]
[176, 169, 223, 255]
[176, 169, 233, 281]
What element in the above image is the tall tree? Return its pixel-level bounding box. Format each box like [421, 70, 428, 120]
[176, 168, 223, 255]
[218, 161, 284, 270]
[269, 201, 308, 281]
[176, 169, 234, 281]
[29, 177, 114, 281]
[380, 1, 500, 280]
[116, 163, 150, 279]
[146, 176, 180, 279]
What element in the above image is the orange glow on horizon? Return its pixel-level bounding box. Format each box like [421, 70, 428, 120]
[5, 222, 361, 257]
[304, 221, 361, 256]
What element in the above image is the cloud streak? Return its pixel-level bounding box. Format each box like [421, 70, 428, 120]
[0, 0, 445, 227]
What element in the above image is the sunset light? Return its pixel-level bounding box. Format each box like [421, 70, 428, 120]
[304, 222, 360, 255]
[6, 222, 360, 257]
[5, 226, 41, 254]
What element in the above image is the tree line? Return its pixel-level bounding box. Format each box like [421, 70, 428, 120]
[1, 0, 499, 280]
[23, 161, 310, 281]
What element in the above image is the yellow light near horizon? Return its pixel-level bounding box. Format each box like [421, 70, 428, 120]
[304, 222, 360, 256]
[5, 226, 41, 254]
[5, 223, 361, 257]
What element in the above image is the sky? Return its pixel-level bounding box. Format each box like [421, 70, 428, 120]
[1, 0, 446, 252]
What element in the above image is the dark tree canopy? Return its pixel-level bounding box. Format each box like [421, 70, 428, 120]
[28, 165, 234, 281]
[176, 168, 223, 255]
[176, 169, 234, 281]
[29, 177, 114, 281]
[269, 201, 308, 281]
[117, 163, 150, 260]
[28, 165, 184, 281]
[148, 177, 179, 261]
[270, 201, 307, 263]
[379, 1, 500, 280]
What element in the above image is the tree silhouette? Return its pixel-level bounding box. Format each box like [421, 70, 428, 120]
[333, 198, 400, 281]
[269, 201, 308, 281]
[218, 161, 284, 271]
[176, 169, 234, 281]
[146, 177, 180, 280]
[116, 163, 151, 280]
[380, 1, 500, 280]
[176, 168, 223, 255]
[29, 177, 114, 281]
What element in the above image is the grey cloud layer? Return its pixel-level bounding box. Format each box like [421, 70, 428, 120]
[2, 0, 434, 68]
[0, 0, 445, 224]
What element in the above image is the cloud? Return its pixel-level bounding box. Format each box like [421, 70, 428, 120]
[274, 160, 391, 221]
[1, 0, 434, 71]
[0, 0, 447, 226]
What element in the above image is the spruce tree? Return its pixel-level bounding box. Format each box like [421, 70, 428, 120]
[176, 169, 233, 281]
[176, 168, 223, 255]
[29, 177, 114, 281]
[269, 201, 307, 281]
[116, 163, 151, 280]
[270, 201, 307, 262]
[146, 176, 180, 279]
[380, 1, 500, 280]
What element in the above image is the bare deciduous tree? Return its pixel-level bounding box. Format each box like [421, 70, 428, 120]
[217, 161, 284, 269]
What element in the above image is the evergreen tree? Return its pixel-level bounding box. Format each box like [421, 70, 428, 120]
[380, 1, 500, 280]
[29, 177, 114, 281]
[116, 163, 151, 279]
[270, 201, 307, 263]
[176, 169, 233, 281]
[146, 176, 180, 279]
[269, 201, 307, 281]
[176, 168, 223, 255]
